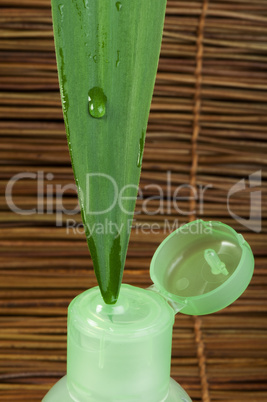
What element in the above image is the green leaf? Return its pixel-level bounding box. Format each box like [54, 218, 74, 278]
[51, 0, 167, 304]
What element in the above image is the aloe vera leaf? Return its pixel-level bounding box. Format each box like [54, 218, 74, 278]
[51, 0, 167, 304]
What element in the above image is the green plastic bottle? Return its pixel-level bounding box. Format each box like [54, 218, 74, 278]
[43, 220, 254, 401]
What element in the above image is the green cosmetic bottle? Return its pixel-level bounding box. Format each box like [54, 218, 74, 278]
[43, 220, 254, 401]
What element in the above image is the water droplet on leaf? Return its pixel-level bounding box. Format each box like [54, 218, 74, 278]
[137, 129, 146, 167]
[88, 87, 107, 119]
[59, 47, 69, 114]
[83, 0, 89, 9]
[116, 50, 120, 67]
[58, 4, 64, 17]
[116, 2, 122, 11]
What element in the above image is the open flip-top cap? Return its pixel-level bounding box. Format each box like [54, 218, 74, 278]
[150, 220, 254, 315]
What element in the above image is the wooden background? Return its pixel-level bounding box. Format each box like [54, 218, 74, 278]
[0, 0, 267, 401]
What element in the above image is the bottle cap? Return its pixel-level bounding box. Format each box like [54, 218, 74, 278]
[150, 220, 254, 315]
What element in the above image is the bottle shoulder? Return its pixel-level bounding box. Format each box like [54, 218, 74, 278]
[42, 376, 74, 402]
[166, 378, 192, 401]
[43, 376, 191, 402]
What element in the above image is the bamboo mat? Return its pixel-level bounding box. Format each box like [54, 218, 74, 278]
[0, 0, 267, 401]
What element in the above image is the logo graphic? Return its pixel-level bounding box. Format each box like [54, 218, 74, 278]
[227, 170, 262, 233]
